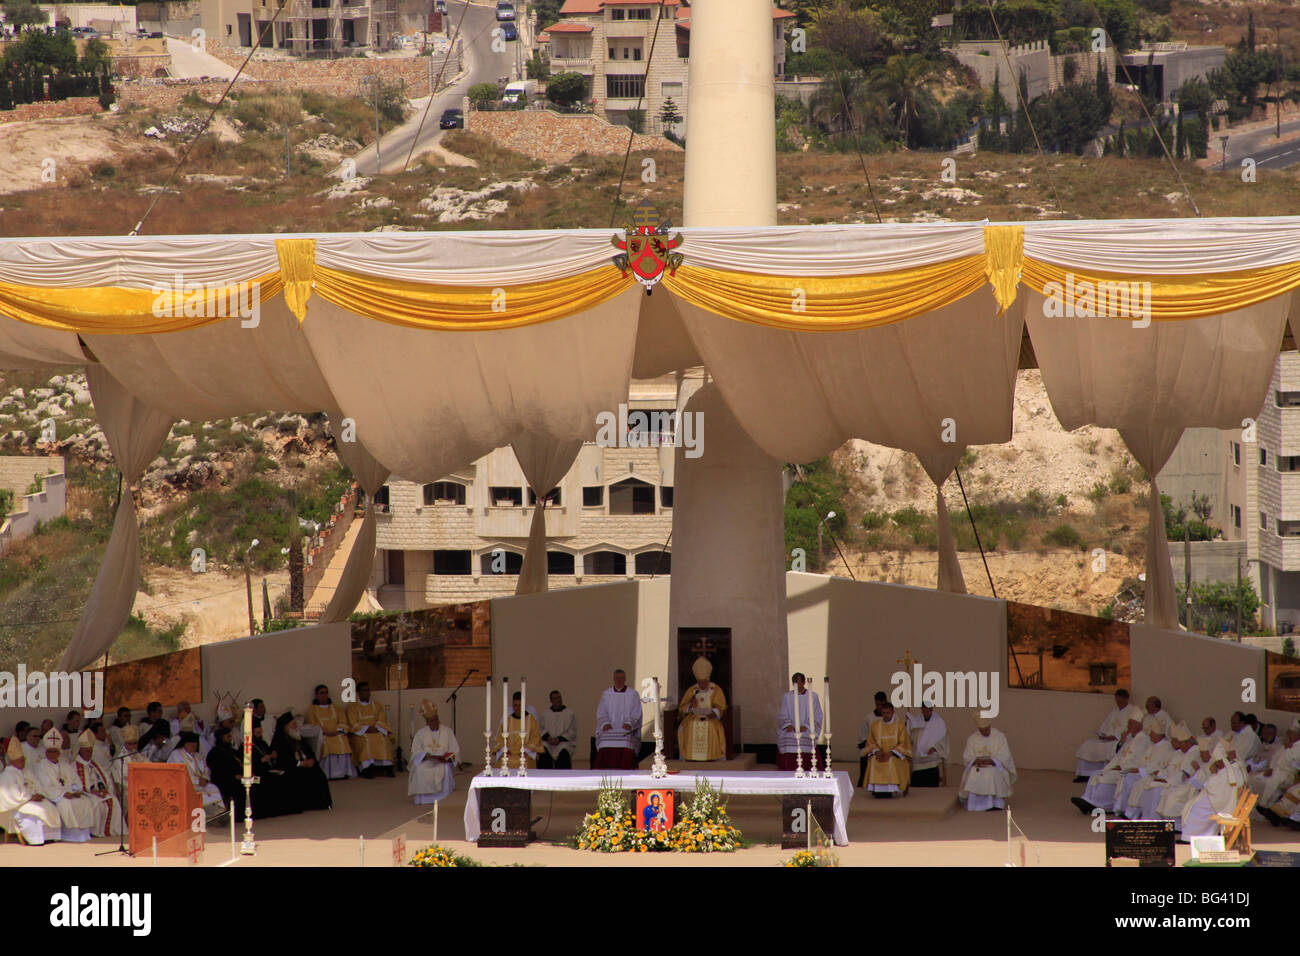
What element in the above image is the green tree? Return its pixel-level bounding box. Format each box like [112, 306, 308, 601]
[545, 70, 586, 107]
[467, 82, 499, 106]
[3, 27, 77, 74]
[659, 96, 682, 129]
[784, 459, 849, 568]
[809, 2, 891, 72]
[532, 0, 564, 31]
[868, 53, 941, 148]
[79, 37, 111, 76]
[1, 0, 48, 30]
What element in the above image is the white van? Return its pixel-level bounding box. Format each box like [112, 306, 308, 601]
[502, 80, 530, 105]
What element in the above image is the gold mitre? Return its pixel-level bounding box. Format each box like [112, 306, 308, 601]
[691, 656, 713, 681]
[77, 729, 96, 750]
[420, 699, 438, 719]
[121, 724, 139, 744]
[5, 736, 22, 761]
[1169, 722, 1192, 743]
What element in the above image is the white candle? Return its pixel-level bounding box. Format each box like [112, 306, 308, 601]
[485, 672, 492, 738]
[502, 676, 510, 768]
[520, 676, 527, 761]
[793, 679, 801, 738]
[824, 677, 831, 737]
[242, 704, 253, 778]
[653, 677, 661, 737]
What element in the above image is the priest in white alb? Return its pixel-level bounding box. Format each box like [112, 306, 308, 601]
[72, 730, 120, 837]
[1124, 722, 1196, 819]
[409, 700, 459, 804]
[1179, 741, 1244, 840]
[907, 705, 949, 788]
[1074, 689, 1132, 781]
[168, 732, 228, 820]
[28, 729, 97, 843]
[594, 669, 643, 770]
[111, 724, 147, 796]
[1225, 711, 1260, 766]
[1155, 725, 1219, 821]
[959, 716, 1016, 811]
[1248, 721, 1300, 808]
[776, 673, 823, 772]
[1071, 706, 1146, 813]
[0, 736, 60, 845]
[1111, 722, 1173, 814]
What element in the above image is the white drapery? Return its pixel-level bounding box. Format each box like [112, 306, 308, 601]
[510, 435, 583, 596]
[59, 367, 174, 671]
[319, 435, 390, 624]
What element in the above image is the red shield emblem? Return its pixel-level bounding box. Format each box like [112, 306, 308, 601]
[611, 201, 683, 293]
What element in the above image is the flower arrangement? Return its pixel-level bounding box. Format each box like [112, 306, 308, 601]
[409, 844, 481, 867]
[575, 779, 660, 852]
[665, 778, 742, 853]
[783, 846, 839, 867]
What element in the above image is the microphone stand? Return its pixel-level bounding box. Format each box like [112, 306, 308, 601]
[94, 750, 135, 857]
[447, 668, 476, 771]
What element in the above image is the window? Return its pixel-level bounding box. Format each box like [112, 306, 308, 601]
[424, 481, 466, 506]
[609, 8, 625, 19]
[1277, 390, 1300, 408]
[1280, 456, 1300, 473]
[606, 74, 645, 99]
[1261, 447, 1268, 466]
[480, 549, 523, 575]
[660, 486, 674, 508]
[1279, 520, 1300, 537]
[433, 550, 472, 575]
[583, 486, 604, 507]
[372, 485, 390, 513]
[489, 486, 523, 507]
[584, 550, 627, 575]
[1232, 441, 1241, 466]
[528, 487, 562, 506]
[662, 81, 682, 99]
[1232, 504, 1242, 529]
[609, 46, 615, 58]
[627, 7, 652, 19]
[1088, 663, 1118, 686]
[385, 550, 405, 585]
[635, 550, 670, 575]
[547, 551, 576, 575]
[633, 47, 642, 61]
[1261, 511, 1269, 530]
[609, 478, 655, 515]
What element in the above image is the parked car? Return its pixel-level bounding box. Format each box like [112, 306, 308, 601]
[149, 31, 164, 38]
[495, 1, 515, 21]
[71, 26, 100, 38]
[501, 22, 517, 41]
[439, 108, 463, 129]
[435, 0, 447, 12]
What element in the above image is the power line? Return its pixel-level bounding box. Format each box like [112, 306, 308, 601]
[608, 0, 666, 227]
[401, 1, 474, 173]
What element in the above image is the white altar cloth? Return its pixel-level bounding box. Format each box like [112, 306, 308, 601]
[464, 769, 855, 845]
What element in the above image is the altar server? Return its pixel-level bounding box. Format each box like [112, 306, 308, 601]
[409, 701, 460, 804]
[907, 705, 949, 787]
[594, 669, 643, 770]
[537, 690, 578, 770]
[959, 716, 1016, 811]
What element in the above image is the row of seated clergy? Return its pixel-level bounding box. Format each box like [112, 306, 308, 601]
[858, 702, 964, 796]
[207, 712, 333, 820]
[1253, 716, 1300, 830]
[305, 682, 395, 780]
[0, 730, 114, 845]
[1071, 708, 1267, 843]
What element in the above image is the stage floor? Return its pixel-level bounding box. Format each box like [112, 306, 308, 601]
[3, 762, 1298, 867]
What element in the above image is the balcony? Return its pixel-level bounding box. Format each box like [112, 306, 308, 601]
[549, 55, 594, 73]
[1260, 532, 1300, 572]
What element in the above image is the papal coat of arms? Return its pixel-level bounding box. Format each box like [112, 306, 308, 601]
[611, 200, 684, 294]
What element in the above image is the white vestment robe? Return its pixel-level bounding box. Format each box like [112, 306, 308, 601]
[29, 757, 98, 839]
[0, 764, 60, 844]
[537, 707, 578, 760]
[1113, 738, 1172, 812]
[776, 690, 823, 754]
[1125, 746, 1192, 819]
[73, 756, 118, 836]
[1228, 726, 1260, 765]
[1075, 705, 1130, 772]
[1181, 757, 1244, 839]
[595, 686, 642, 753]
[959, 729, 1016, 811]
[168, 749, 225, 813]
[907, 711, 949, 772]
[1082, 734, 1152, 807]
[408, 724, 460, 804]
[1249, 741, 1300, 808]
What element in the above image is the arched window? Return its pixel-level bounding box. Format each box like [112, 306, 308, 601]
[424, 481, 466, 505]
[584, 551, 627, 575]
[480, 549, 523, 575]
[609, 478, 655, 515]
[634, 550, 670, 575]
[547, 551, 576, 575]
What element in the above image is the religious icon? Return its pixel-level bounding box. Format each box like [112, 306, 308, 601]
[635, 789, 674, 832]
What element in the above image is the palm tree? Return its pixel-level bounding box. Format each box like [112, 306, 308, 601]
[807, 71, 890, 140]
[869, 53, 941, 148]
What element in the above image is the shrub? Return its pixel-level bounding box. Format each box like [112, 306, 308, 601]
[1283, 636, 1296, 658]
[1044, 523, 1084, 548]
[860, 510, 887, 530]
[1108, 470, 1131, 495]
[546, 71, 586, 107]
[409, 844, 481, 867]
[1086, 481, 1108, 503]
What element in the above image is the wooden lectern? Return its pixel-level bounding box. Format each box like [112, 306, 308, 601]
[128, 762, 205, 858]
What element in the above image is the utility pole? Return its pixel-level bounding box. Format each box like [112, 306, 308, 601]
[361, 74, 382, 172]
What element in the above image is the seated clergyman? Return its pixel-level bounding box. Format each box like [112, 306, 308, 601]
[0, 735, 61, 845]
[1124, 722, 1196, 820]
[537, 690, 577, 770]
[28, 729, 97, 843]
[409, 700, 460, 804]
[306, 684, 356, 780]
[1249, 721, 1300, 809]
[346, 681, 395, 779]
[857, 691, 888, 788]
[1178, 741, 1243, 841]
[73, 729, 119, 836]
[491, 693, 542, 770]
[1070, 706, 1146, 814]
[168, 731, 228, 820]
[1074, 689, 1131, 781]
[958, 716, 1016, 812]
[677, 656, 726, 762]
[863, 701, 911, 798]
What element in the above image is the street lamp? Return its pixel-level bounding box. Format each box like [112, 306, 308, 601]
[817, 510, 836, 573]
[1220, 134, 1229, 171]
[360, 74, 383, 172]
[245, 538, 260, 637]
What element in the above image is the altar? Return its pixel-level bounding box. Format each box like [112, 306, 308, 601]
[464, 769, 855, 846]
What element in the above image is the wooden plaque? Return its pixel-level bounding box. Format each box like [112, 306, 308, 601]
[780, 794, 835, 850]
[477, 787, 531, 848]
[128, 762, 203, 858]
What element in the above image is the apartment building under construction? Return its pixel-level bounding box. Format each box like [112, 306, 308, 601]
[201, 0, 402, 55]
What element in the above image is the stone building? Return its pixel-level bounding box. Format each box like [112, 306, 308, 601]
[539, 0, 793, 133]
[371, 374, 694, 609]
[200, 0, 402, 54]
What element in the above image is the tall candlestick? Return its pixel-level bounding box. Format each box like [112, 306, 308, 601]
[822, 677, 834, 778]
[501, 676, 510, 776]
[483, 673, 492, 776]
[653, 677, 661, 737]
[242, 704, 253, 778]
[650, 676, 667, 778]
[518, 676, 527, 778]
[793, 679, 804, 777]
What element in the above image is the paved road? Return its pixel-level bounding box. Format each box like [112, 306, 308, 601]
[165, 37, 242, 81]
[1220, 117, 1300, 170]
[350, 1, 519, 176]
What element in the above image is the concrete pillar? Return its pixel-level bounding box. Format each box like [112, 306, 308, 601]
[670, 0, 786, 748]
[682, 0, 777, 227]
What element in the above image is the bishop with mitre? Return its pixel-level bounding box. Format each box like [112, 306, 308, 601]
[29, 729, 98, 843]
[409, 700, 459, 804]
[863, 701, 912, 797]
[678, 656, 726, 761]
[959, 716, 1016, 811]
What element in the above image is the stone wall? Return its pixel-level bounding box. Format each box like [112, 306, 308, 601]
[204, 41, 433, 97]
[0, 97, 103, 125]
[464, 108, 679, 163]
